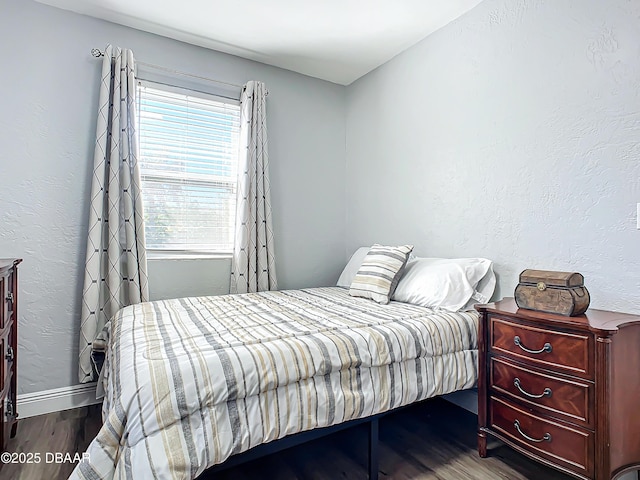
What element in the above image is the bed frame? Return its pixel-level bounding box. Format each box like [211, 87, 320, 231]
[205, 411, 384, 479]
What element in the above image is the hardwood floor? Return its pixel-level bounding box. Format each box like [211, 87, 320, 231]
[2, 398, 575, 480]
[2, 404, 102, 480]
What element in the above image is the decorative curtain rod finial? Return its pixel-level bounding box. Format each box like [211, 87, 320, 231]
[91, 48, 104, 58]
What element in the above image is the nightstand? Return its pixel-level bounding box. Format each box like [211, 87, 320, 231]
[476, 298, 640, 480]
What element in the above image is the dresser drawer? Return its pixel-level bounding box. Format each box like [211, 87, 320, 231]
[0, 403, 5, 453]
[0, 276, 6, 331]
[0, 276, 13, 333]
[2, 384, 15, 447]
[1, 329, 13, 394]
[490, 317, 591, 377]
[0, 336, 4, 388]
[490, 357, 593, 427]
[489, 396, 594, 478]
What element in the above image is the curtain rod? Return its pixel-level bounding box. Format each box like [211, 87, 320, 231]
[90, 48, 243, 91]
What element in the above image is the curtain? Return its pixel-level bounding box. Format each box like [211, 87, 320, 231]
[230, 81, 277, 293]
[78, 45, 148, 383]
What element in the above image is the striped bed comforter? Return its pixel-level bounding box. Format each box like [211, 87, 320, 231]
[70, 287, 478, 480]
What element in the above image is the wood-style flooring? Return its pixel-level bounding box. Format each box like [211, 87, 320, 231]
[3, 398, 576, 480]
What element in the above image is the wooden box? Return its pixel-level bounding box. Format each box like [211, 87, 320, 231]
[514, 269, 590, 316]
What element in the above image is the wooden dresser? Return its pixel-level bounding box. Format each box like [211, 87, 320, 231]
[476, 298, 640, 480]
[0, 259, 21, 451]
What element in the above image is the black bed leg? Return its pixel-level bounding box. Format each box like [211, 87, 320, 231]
[368, 418, 379, 480]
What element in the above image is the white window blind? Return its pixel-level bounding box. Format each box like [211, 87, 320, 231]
[136, 81, 241, 253]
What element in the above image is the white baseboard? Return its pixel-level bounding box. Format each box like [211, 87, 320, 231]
[443, 388, 478, 414]
[17, 383, 102, 419]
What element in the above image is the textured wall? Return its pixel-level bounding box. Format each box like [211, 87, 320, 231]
[346, 0, 640, 313]
[0, 0, 346, 394]
[3, 0, 640, 402]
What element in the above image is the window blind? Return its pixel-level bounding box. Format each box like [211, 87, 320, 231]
[137, 81, 241, 252]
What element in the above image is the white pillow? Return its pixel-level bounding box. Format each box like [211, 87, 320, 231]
[392, 257, 495, 311]
[467, 262, 496, 308]
[336, 247, 371, 288]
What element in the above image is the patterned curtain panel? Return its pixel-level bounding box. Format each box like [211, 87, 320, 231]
[78, 45, 149, 383]
[230, 81, 277, 293]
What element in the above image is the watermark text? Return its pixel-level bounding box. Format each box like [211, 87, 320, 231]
[0, 451, 90, 464]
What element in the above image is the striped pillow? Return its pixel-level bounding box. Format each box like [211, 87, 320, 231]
[349, 244, 414, 304]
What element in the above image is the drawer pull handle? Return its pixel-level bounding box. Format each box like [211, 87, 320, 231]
[514, 378, 552, 399]
[514, 419, 552, 443]
[514, 336, 552, 354]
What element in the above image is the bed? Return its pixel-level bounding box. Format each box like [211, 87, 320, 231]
[70, 248, 493, 480]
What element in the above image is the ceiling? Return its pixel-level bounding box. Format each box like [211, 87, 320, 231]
[36, 0, 484, 85]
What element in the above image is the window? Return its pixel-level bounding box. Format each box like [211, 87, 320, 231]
[136, 81, 241, 254]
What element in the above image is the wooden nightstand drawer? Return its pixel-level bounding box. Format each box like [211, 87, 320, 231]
[489, 396, 594, 478]
[490, 317, 591, 378]
[490, 357, 592, 427]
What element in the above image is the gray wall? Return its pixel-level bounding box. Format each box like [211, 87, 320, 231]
[3, 0, 639, 401]
[0, 0, 346, 394]
[345, 0, 640, 314]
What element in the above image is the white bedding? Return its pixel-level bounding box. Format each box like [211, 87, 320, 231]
[70, 287, 478, 480]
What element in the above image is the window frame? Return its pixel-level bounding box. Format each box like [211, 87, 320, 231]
[135, 77, 242, 259]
